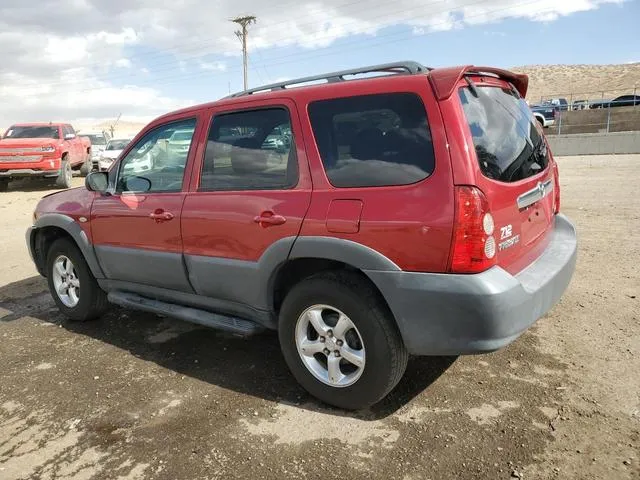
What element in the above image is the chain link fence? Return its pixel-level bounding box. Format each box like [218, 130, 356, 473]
[532, 86, 640, 135]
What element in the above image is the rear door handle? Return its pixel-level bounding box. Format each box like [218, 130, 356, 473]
[254, 211, 286, 227]
[149, 210, 174, 222]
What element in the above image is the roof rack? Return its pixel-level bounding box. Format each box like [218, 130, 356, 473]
[227, 61, 430, 98]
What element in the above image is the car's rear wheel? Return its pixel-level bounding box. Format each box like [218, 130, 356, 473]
[55, 157, 72, 188]
[278, 271, 407, 410]
[0, 179, 9, 192]
[46, 238, 108, 322]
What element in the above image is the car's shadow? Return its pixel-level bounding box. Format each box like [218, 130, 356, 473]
[1, 276, 457, 419]
[1, 173, 86, 193]
[1, 177, 61, 193]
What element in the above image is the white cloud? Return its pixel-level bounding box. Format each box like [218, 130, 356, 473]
[115, 58, 132, 68]
[199, 61, 227, 72]
[0, 0, 625, 126]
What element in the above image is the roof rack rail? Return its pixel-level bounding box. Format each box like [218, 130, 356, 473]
[227, 61, 430, 98]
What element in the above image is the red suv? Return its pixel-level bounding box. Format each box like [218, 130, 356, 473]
[26, 62, 577, 409]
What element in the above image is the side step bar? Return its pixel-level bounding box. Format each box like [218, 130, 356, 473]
[108, 291, 265, 336]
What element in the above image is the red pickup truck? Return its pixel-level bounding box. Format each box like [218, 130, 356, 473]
[0, 123, 92, 191]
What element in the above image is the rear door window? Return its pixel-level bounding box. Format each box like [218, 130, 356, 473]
[308, 93, 435, 188]
[200, 108, 298, 191]
[459, 86, 549, 183]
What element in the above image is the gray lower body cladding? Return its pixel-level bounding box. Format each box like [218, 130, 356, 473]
[366, 214, 577, 355]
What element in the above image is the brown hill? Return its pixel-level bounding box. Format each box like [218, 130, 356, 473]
[513, 63, 640, 103]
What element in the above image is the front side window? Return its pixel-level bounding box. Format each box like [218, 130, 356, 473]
[200, 108, 297, 191]
[459, 86, 549, 183]
[308, 93, 435, 188]
[117, 118, 196, 193]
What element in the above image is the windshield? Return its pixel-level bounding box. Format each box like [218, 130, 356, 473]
[106, 140, 129, 150]
[459, 86, 548, 182]
[86, 135, 106, 145]
[4, 125, 59, 139]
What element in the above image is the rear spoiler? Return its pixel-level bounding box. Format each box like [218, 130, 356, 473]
[428, 65, 529, 100]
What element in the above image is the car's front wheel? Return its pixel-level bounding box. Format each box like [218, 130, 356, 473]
[278, 271, 407, 410]
[46, 238, 108, 322]
[55, 157, 72, 188]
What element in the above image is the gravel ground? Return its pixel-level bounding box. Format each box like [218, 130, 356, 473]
[0, 156, 638, 480]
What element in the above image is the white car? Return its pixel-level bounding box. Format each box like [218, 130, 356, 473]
[83, 132, 110, 170]
[167, 129, 193, 162]
[98, 138, 132, 172]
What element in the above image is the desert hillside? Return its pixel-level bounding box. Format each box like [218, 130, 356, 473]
[514, 63, 640, 103]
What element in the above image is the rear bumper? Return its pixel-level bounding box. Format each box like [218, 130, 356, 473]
[366, 214, 577, 355]
[0, 168, 60, 178]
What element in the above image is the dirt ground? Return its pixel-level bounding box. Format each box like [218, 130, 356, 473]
[0, 157, 638, 480]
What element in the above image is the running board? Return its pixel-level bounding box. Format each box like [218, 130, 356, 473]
[107, 291, 264, 336]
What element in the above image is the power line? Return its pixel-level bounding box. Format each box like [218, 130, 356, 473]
[5, 0, 524, 92]
[5, 0, 564, 99]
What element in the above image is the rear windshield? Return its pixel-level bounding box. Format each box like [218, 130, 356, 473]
[86, 134, 106, 145]
[107, 140, 129, 150]
[459, 86, 549, 183]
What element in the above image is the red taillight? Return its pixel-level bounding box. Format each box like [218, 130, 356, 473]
[553, 162, 561, 214]
[449, 186, 497, 274]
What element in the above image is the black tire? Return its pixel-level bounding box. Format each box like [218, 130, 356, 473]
[278, 271, 408, 410]
[46, 237, 108, 322]
[0, 179, 9, 192]
[79, 155, 91, 176]
[55, 157, 72, 188]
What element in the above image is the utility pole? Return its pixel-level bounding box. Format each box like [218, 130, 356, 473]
[109, 113, 121, 138]
[232, 16, 256, 91]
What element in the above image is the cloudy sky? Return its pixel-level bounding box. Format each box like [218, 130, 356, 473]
[0, 0, 637, 127]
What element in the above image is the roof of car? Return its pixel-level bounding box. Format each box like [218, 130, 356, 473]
[10, 123, 67, 127]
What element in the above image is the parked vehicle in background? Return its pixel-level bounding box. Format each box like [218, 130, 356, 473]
[97, 138, 131, 172]
[530, 104, 557, 128]
[571, 99, 589, 110]
[0, 123, 91, 190]
[83, 131, 111, 171]
[546, 97, 569, 111]
[167, 129, 194, 164]
[26, 62, 577, 410]
[589, 94, 640, 109]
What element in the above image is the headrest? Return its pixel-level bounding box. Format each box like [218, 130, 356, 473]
[230, 137, 268, 174]
[350, 128, 384, 160]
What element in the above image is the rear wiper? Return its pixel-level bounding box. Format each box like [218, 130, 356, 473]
[507, 140, 545, 181]
[464, 75, 478, 97]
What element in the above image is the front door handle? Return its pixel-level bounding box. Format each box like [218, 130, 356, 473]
[254, 211, 286, 227]
[149, 210, 174, 222]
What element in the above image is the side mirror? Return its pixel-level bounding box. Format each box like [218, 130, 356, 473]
[85, 172, 109, 193]
[122, 176, 152, 193]
[64, 133, 76, 140]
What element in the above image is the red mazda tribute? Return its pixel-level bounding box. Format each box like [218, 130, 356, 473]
[27, 62, 577, 409]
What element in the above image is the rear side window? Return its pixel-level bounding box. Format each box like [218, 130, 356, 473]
[459, 86, 549, 183]
[308, 93, 435, 188]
